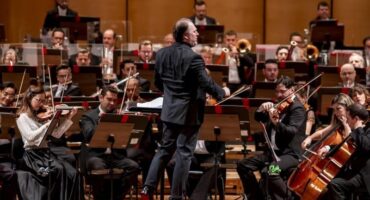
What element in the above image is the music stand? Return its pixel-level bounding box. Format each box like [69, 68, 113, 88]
[134, 62, 157, 91]
[206, 64, 229, 86]
[196, 25, 224, 44]
[87, 113, 149, 200]
[252, 82, 277, 99]
[58, 16, 100, 42]
[199, 105, 248, 200]
[0, 65, 37, 93]
[0, 24, 5, 42]
[311, 21, 344, 49]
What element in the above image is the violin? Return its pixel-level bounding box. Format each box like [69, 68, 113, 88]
[35, 106, 54, 122]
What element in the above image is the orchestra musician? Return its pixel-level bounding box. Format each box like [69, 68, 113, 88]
[349, 53, 365, 69]
[50, 28, 66, 50]
[119, 59, 150, 92]
[1, 48, 17, 65]
[339, 63, 358, 88]
[163, 33, 175, 47]
[15, 86, 79, 200]
[80, 86, 140, 200]
[52, 65, 82, 97]
[350, 83, 369, 108]
[237, 76, 306, 200]
[189, 0, 217, 26]
[0, 82, 18, 199]
[301, 93, 354, 153]
[275, 46, 289, 62]
[140, 18, 225, 200]
[137, 40, 156, 64]
[323, 103, 370, 200]
[309, 1, 331, 28]
[42, 0, 78, 33]
[262, 59, 279, 83]
[0, 82, 17, 107]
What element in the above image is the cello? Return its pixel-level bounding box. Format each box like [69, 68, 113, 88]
[287, 124, 357, 199]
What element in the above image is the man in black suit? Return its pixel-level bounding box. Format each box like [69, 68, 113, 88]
[322, 103, 370, 200]
[80, 86, 140, 200]
[52, 65, 82, 97]
[189, 0, 217, 26]
[43, 0, 78, 33]
[237, 76, 306, 200]
[140, 18, 225, 200]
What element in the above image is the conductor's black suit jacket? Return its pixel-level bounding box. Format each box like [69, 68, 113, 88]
[255, 98, 307, 158]
[155, 42, 224, 126]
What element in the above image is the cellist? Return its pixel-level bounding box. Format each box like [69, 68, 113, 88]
[324, 103, 370, 199]
[301, 93, 354, 150]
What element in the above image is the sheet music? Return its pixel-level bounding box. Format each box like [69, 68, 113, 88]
[137, 97, 163, 108]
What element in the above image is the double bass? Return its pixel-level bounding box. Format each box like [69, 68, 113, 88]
[287, 125, 357, 199]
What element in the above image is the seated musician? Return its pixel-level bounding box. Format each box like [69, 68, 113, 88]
[1, 48, 17, 65]
[163, 33, 175, 48]
[189, 0, 217, 26]
[237, 76, 306, 200]
[124, 78, 157, 181]
[52, 65, 82, 97]
[220, 30, 254, 92]
[322, 103, 370, 200]
[301, 93, 354, 152]
[42, 0, 78, 33]
[137, 40, 156, 64]
[68, 47, 101, 67]
[50, 28, 66, 50]
[309, 1, 331, 28]
[0, 82, 17, 199]
[0, 82, 16, 107]
[80, 86, 140, 200]
[99, 29, 116, 70]
[200, 45, 213, 65]
[275, 46, 289, 62]
[339, 63, 358, 88]
[16, 86, 79, 200]
[350, 83, 369, 108]
[363, 36, 370, 69]
[262, 59, 279, 83]
[349, 53, 365, 69]
[288, 32, 306, 61]
[119, 59, 150, 92]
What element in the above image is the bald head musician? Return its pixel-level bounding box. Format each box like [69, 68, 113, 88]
[140, 18, 225, 200]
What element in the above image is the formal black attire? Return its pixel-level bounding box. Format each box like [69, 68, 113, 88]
[326, 126, 370, 200]
[80, 107, 140, 200]
[0, 145, 17, 200]
[143, 42, 224, 199]
[52, 83, 83, 97]
[43, 6, 78, 33]
[189, 16, 217, 25]
[237, 98, 306, 200]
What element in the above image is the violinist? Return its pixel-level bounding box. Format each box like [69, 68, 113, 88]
[15, 86, 79, 200]
[80, 86, 140, 200]
[0, 82, 17, 107]
[301, 93, 354, 150]
[325, 104, 370, 200]
[0, 82, 17, 200]
[237, 76, 306, 200]
[52, 65, 82, 97]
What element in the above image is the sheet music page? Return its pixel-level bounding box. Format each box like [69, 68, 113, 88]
[137, 97, 163, 108]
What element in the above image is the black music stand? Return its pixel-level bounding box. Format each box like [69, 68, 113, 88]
[311, 20, 344, 50]
[0, 112, 19, 162]
[196, 25, 224, 44]
[88, 114, 149, 200]
[58, 16, 100, 42]
[199, 105, 247, 200]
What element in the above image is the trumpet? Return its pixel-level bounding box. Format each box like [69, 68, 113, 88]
[237, 38, 252, 53]
[222, 38, 252, 54]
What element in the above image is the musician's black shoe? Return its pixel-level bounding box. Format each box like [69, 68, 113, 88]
[140, 186, 153, 200]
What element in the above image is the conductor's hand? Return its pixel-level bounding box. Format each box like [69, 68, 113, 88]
[301, 136, 312, 150]
[258, 102, 274, 112]
[67, 107, 78, 120]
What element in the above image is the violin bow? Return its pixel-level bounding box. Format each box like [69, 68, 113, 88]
[59, 70, 70, 103]
[47, 66, 55, 112]
[15, 69, 27, 107]
[215, 84, 251, 105]
[274, 72, 323, 108]
[119, 68, 132, 112]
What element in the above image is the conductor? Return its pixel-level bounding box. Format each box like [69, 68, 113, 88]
[140, 18, 225, 200]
